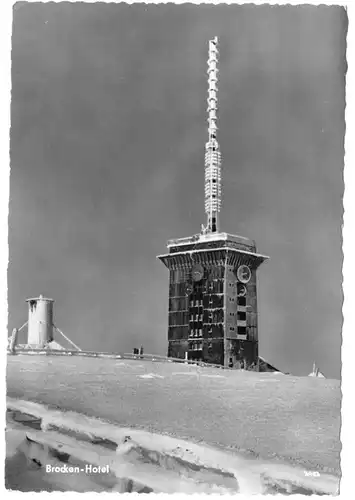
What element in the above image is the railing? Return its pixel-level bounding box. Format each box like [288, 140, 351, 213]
[8, 348, 235, 370]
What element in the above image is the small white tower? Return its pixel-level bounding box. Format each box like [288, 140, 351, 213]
[26, 295, 54, 347]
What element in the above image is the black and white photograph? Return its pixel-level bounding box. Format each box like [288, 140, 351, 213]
[4, 0, 347, 495]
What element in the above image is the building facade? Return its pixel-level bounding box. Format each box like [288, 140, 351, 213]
[158, 233, 267, 368]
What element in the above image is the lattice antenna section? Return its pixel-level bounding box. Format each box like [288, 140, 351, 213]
[204, 36, 222, 234]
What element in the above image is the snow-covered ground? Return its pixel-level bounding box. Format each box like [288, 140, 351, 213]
[6, 398, 339, 494]
[6, 355, 341, 492]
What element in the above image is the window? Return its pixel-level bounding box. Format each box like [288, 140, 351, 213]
[237, 296, 246, 307]
[237, 311, 246, 321]
[238, 326, 247, 335]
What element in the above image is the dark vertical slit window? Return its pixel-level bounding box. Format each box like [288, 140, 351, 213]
[237, 296, 246, 307]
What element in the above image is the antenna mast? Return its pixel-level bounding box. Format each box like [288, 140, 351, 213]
[204, 36, 222, 234]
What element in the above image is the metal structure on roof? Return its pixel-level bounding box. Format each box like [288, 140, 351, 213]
[204, 36, 222, 234]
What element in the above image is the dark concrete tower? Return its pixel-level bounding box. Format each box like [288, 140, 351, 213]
[157, 38, 269, 369]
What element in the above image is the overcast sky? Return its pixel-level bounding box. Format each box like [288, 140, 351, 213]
[9, 3, 345, 378]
